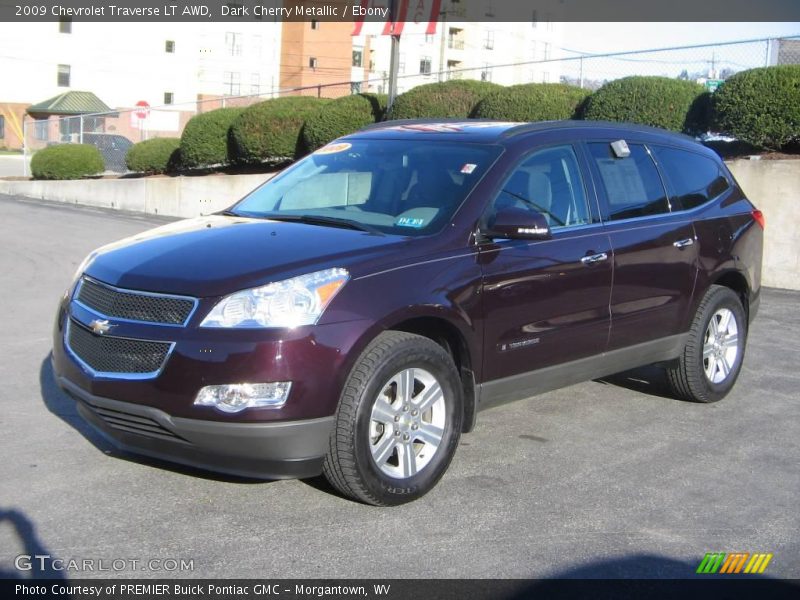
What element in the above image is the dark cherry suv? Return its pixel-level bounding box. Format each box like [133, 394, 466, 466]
[52, 120, 763, 505]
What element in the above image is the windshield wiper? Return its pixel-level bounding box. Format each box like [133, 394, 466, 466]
[260, 214, 384, 235]
[500, 189, 566, 227]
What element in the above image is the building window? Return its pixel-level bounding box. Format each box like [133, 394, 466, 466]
[484, 30, 494, 50]
[352, 48, 363, 67]
[309, 57, 318, 69]
[419, 56, 431, 75]
[0, 115, 4, 140]
[225, 32, 242, 56]
[59, 17, 72, 34]
[446, 60, 461, 80]
[223, 71, 240, 95]
[251, 35, 262, 58]
[251, 73, 260, 95]
[311, 20, 319, 30]
[481, 63, 492, 82]
[57, 64, 71, 87]
[165, 40, 175, 53]
[34, 120, 48, 141]
[544, 42, 551, 60]
[542, 71, 550, 83]
[351, 82, 362, 94]
[448, 28, 464, 49]
[398, 53, 406, 74]
[164, 92, 174, 105]
[425, 34, 434, 44]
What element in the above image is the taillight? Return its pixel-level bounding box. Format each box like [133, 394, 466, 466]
[752, 209, 765, 230]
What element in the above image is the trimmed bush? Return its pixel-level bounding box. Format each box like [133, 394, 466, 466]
[229, 96, 329, 163]
[179, 107, 243, 168]
[389, 79, 501, 120]
[30, 144, 104, 180]
[125, 137, 180, 174]
[472, 83, 591, 121]
[713, 65, 800, 149]
[580, 76, 709, 133]
[302, 93, 387, 151]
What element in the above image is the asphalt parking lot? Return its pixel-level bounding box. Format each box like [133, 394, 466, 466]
[0, 192, 797, 580]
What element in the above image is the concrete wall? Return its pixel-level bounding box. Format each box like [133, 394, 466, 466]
[726, 160, 799, 291]
[0, 173, 272, 219]
[0, 160, 797, 290]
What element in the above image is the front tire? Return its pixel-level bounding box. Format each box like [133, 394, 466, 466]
[667, 285, 747, 403]
[323, 331, 463, 506]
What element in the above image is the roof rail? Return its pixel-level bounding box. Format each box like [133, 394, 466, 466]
[500, 119, 696, 141]
[359, 117, 520, 131]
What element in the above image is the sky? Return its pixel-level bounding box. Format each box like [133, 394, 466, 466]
[562, 22, 800, 54]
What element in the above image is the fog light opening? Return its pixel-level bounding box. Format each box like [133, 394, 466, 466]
[194, 382, 291, 413]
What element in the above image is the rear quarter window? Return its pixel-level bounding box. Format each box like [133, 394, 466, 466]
[651, 146, 730, 210]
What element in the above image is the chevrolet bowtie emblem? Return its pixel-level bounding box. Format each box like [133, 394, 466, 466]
[89, 319, 113, 335]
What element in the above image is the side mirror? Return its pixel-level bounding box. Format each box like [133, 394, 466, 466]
[485, 207, 552, 241]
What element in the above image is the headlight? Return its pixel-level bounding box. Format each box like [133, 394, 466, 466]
[200, 268, 349, 328]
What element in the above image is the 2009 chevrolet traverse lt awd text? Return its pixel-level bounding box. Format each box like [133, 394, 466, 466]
[53, 120, 763, 505]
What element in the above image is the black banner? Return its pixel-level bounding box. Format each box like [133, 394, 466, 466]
[2, 0, 800, 23]
[4, 579, 800, 600]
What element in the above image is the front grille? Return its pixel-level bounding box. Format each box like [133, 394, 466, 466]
[87, 403, 185, 442]
[76, 277, 195, 325]
[67, 320, 172, 375]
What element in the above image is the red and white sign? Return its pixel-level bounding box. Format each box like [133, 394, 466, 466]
[134, 100, 150, 120]
[352, 0, 441, 37]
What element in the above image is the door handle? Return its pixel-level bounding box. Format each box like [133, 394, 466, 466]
[580, 252, 608, 265]
[673, 238, 695, 249]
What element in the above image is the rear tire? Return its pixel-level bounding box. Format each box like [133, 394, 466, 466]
[323, 331, 463, 506]
[667, 285, 747, 403]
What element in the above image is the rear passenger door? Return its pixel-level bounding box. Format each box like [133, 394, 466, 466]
[585, 141, 699, 350]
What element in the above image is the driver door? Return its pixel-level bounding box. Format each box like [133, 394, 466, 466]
[479, 144, 613, 404]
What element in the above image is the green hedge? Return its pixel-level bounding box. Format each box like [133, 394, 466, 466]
[179, 107, 243, 168]
[229, 96, 329, 163]
[713, 65, 800, 149]
[30, 144, 104, 180]
[472, 83, 591, 121]
[389, 79, 501, 120]
[580, 76, 710, 133]
[302, 93, 387, 151]
[125, 137, 180, 174]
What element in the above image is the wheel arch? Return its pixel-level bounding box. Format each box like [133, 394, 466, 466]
[387, 315, 478, 434]
[712, 269, 751, 322]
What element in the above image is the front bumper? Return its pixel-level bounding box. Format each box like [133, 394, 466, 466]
[58, 375, 334, 479]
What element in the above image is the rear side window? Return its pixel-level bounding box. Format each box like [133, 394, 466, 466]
[652, 146, 730, 210]
[588, 142, 669, 221]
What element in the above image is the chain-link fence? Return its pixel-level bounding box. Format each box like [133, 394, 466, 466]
[21, 35, 800, 175]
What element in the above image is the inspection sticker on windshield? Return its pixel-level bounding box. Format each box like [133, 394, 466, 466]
[460, 163, 477, 174]
[315, 142, 352, 155]
[395, 217, 426, 228]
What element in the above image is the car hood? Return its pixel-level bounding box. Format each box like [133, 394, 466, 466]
[83, 215, 413, 297]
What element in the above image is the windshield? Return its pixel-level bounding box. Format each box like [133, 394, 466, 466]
[231, 138, 502, 236]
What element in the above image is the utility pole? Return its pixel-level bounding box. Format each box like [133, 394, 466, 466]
[386, 0, 401, 111]
[438, 7, 448, 82]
